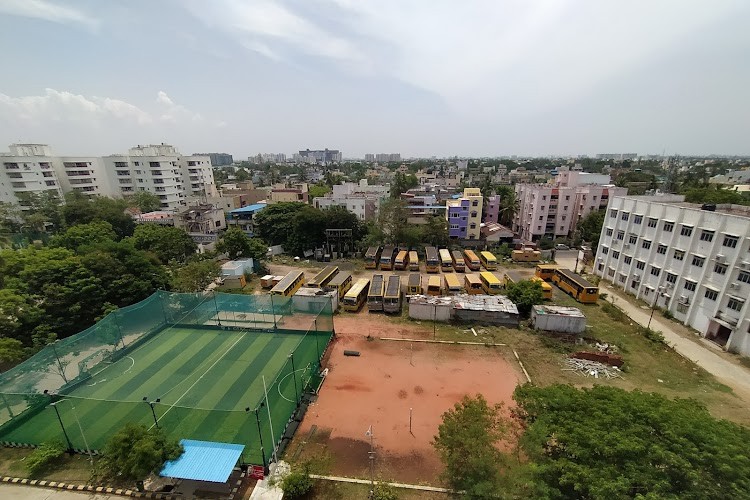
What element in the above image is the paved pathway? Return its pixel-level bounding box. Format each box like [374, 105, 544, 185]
[309, 474, 456, 493]
[601, 284, 750, 401]
[0, 484, 115, 499]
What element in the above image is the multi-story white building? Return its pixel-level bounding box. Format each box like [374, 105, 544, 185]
[594, 194, 750, 356]
[513, 167, 626, 241]
[0, 143, 215, 211]
[313, 179, 389, 220]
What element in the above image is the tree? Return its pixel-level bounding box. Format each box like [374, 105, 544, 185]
[682, 185, 749, 206]
[50, 221, 118, 251]
[131, 225, 197, 264]
[254, 203, 307, 247]
[421, 216, 448, 248]
[495, 186, 517, 227]
[322, 205, 365, 241]
[172, 259, 221, 292]
[0, 202, 22, 232]
[432, 394, 509, 498]
[576, 208, 605, 248]
[0, 289, 41, 343]
[126, 191, 162, 213]
[61, 192, 135, 238]
[281, 465, 314, 498]
[234, 168, 250, 182]
[514, 384, 750, 499]
[376, 199, 409, 244]
[216, 227, 267, 262]
[308, 183, 331, 199]
[390, 172, 418, 198]
[505, 279, 543, 316]
[15, 191, 64, 233]
[0, 338, 25, 365]
[97, 423, 183, 484]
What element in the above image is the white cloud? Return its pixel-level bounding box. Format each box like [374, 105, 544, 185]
[156, 91, 174, 107]
[0, 0, 98, 28]
[155, 91, 202, 123]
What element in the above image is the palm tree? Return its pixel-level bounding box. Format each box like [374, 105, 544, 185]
[496, 186, 518, 227]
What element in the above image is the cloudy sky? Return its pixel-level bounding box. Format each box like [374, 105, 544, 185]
[1, 0, 748, 158]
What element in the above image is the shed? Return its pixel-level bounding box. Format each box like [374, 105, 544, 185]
[293, 287, 338, 312]
[407, 295, 453, 322]
[531, 305, 586, 333]
[221, 258, 255, 277]
[452, 294, 520, 327]
[160, 440, 244, 483]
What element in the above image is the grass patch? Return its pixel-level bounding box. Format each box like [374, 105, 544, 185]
[0, 447, 94, 483]
[306, 480, 450, 500]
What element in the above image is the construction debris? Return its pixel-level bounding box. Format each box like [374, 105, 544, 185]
[563, 357, 623, 379]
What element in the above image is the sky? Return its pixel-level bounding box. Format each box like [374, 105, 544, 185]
[0, 0, 749, 159]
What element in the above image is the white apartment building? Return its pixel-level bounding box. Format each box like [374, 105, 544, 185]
[594, 194, 750, 356]
[0, 143, 215, 211]
[313, 179, 389, 220]
[513, 167, 626, 241]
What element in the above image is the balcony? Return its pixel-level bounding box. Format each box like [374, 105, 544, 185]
[715, 310, 740, 327]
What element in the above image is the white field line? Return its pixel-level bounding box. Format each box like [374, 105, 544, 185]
[152, 331, 246, 427]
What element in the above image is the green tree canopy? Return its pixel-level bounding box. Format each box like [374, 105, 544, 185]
[15, 191, 64, 233]
[682, 185, 750, 206]
[308, 183, 331, 199]
[97, 423, 183, 484]
[172, 259, 221, 292]
[131, 224, 197, 264]
[50, 221, 118, 251]
[61, 192, 135, 238]
[390, 172, 418, 198]
[422, 215, 448, 248]
[505, 279, 543, 316]
[216, 227, 267, 261]
[254, 203, 308, 247]
[514, 384, 750, 500]
[126, 191, 162, 213]
[433, 394, 510, 498]
[576, 208, 605, 248]
[495, 185, 517, 227]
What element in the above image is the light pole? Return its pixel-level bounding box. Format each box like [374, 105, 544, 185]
[48, 400, 74, 455]
[60, 399, 93, 463]
[247, 407, 268, 474]
[142, 397, 161, 428]
[366, 425, 375, 497]
[212, 290, 222, 327]
[289, 354, 299, 404]
[647, 291, 666, 330]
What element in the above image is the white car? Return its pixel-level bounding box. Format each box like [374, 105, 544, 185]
[554, 244, 570, 250]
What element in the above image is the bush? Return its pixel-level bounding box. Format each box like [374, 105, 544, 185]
[601, 302, 627, 323]
[25, 440, 66, 477]
[281, 468, 314, 498]
[640, 327, 666, 345]
[372, 482, 399, 500]
[662, 309, 674, 320]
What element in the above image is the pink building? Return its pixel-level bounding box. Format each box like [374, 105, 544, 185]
[483, 195, 500, 224]
[513, 167, 626, 241]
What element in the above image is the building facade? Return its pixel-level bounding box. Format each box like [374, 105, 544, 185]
[0, 143, 216, 211]
[269, 183, 309, 203]
[446, 187, 483, 240]
[313, 180, 389, 220]
[594, 194, 750, 356]
[513, 167, 626, 241]
[296, 149, 341, 164]
[195, 153, 233, 166]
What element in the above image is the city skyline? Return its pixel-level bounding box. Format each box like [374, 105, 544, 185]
[1, 1, 749, 158]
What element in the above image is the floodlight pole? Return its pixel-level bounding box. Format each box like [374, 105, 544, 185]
[68, 402, 93, 463]
[49, 402, 74, 455]
[313, 319, 320, 360]
[51, 341, 68, 384]
[143, 397, 160, 428]
[212, 290, 222, 327]
[270, 295, 278, 330]
[262, 376, 278, 463]
[289, 354, 299, 404]
[250, 407, 268, 474]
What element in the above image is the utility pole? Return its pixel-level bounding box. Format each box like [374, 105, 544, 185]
[366, 425, 375, 497]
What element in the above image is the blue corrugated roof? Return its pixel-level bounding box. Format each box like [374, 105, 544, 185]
[160, 440, 245, 483]
[229, 203, 267, 214]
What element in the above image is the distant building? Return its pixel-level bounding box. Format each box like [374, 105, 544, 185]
[270, 182, 309, 203]
[174, 203, 226, 250]
[296, 149, 341, 164]
[225, 203, 267, 236]
[313, 179, 389, 220]
[195, 153, 233, 166]
[595, 194, 750, 356]
[400, 192, 446, 224]
[513, 166, 626, 241]
[484, 195, 500, 224]
[446, 187, 483, 240]
[481, 222, 514, 244]
[252, 153, 287, 163]
[596, 153, 638, 160]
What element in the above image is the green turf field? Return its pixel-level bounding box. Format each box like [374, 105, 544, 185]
[0, 326, 327, 466]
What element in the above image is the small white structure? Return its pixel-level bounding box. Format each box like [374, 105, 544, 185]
[293, 287, 338, 312]
[531, 305, 586, 333]
[407, 295, 453, 322]
[221, 258, 254, 277]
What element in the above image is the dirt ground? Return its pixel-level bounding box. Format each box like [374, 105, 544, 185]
[288, 315, 522, 484]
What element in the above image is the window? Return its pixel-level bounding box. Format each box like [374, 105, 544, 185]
[684, 280, 697, 292]
[705, 289, 718, 301]
[673, 250, 685, 261]
[601, 246, 609, 255]
[633, 215, 643, 224]
[562, 215, 566, 221]
[621, 212, 630, 221]
[616, 231, 624, 241]
[642, 240, 652, 250]
[643, 288, 650, 297]
[608, 268, 615, 277]
[636, 260, 645, 270]
[657, 245, 667, 255]
[606, 228, 613, 236]
[700, 230, 714, 242]
[738, 271, 750, 284]
[565, 196, 570, 201]
[648, 218, 657, 228]
[609, 209, 618, 218]
[728, 298, 744, 312]
[650, 266, 661, 277]
[598, 263, 604, 271]
[542, 195, 546, 200]
[619, 274, 626, 283]
[714, 263, 728, 275]
[666, 272, 677, 284]
[539, 216, 543, 221]
[449, 224, 459, 230]
[541, 206, 545, 210]
[723, 235, 738, 248]
[612, 251, 620, 259]
[629, 234, 637, 245]
[663, 221, 674, 232]
[563, 206, 568, 211]
[691, 256, 705, 267]
[624, 256, 632, 264]
[680, 225, 693, 237]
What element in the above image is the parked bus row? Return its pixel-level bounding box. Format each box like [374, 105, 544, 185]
[364, 246, 498, 273]
[403, 272, 501, 297]
[533, 264, 599, 304]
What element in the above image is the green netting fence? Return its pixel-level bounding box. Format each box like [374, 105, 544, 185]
[0, 290, 335, 468]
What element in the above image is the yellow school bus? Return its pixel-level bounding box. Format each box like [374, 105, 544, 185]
[325, 272, 352, 299]
[407, 273, 422, 295]
[307, 265, 339, 288]
[364, 246, 381, 269]
[535, 264, 560, 281]
[464, 274, 483, 294]
[439, 249, 453, 272]
[444, 273, 462, 294]
[427, 275, 443, 296]
[552, 268, 599, 304]
[425, 246, 440, 273]
[343, 278, 370, 311]
[463, 250, 481, 271]
[408, 251, 419, 271]
[451, 250, 465, 272]
[394, 250, 409, 271]
[480, 272, 502, 295]
[480, 251, 497, 270]
[531, 276, 553, 300]
[270, 270, 305, 296]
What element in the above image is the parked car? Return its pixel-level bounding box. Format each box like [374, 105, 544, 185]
[554, 243, 570, 250]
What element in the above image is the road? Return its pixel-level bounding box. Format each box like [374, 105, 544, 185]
[0, 484, 116, 500]
[554, 251, 750, 402]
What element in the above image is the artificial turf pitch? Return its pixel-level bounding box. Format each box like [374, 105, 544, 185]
[0, 327, 320, 465]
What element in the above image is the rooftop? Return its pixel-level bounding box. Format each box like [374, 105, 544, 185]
[532, 305, 585, 318]
[617, 194, 750, 220]
[228, 203, 267, 214]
